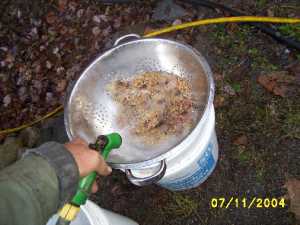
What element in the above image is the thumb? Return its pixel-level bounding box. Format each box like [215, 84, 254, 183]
[91, 181, 99, 193]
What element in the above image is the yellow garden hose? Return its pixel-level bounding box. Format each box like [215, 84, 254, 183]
[0, 105, 63, 135]
[1, 16, 299, 135]
[144, 16, 300, 37]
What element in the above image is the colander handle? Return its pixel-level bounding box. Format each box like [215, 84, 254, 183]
[125, 160, 167, 186]
[114, 34, 141, 46]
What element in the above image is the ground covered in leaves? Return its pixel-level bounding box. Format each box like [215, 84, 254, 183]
[0, 0, 300, 225]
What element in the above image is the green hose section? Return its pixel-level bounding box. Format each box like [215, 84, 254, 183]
[57, 133, 122, 225]
[71, 133, 122, 206]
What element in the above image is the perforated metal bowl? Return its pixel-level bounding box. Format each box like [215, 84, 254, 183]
[64, 34, 214, 185]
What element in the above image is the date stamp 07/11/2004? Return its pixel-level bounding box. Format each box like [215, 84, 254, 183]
[210, 197, 286, 209]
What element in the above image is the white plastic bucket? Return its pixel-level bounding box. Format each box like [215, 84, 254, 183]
[130, 105, 218, 191]
[46, 200, 139, 225]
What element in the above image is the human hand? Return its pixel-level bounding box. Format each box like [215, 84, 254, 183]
[64, 138, 112, 193]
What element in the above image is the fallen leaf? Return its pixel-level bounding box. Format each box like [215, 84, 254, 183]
[59, 25, 68, 35]
[214, 73, 224, 81]
[111, 185, 122, 196]
[257, 71, 295, 97]
[76, 9, 84, 18]
[233, 135, 248, 146]
[0, 134, 6, 143]
[56, 80, 67, 92]
[102, 26, 112, 37]
[58, 0, 68, 12]
[284, 178, 300, 220]
[214, 96, 225, 108]
[5, 52, 14, 63]
[46, 11, 58, 24]
[273, 85, 288, 97]
[257, 75, 277, 92]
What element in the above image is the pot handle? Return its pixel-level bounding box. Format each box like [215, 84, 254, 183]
[125, 160, 167, 186]
[113, 34, 141, 46]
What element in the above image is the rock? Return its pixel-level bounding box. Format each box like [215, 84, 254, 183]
[93, 15, 102, 23]
[3, 95, 11, 107]
[40, 45, 46, 51]
[46, 92, 54, 103]
[18, 86, 28, 102]
[103, 26, 112, 37]
[172, 19, 182, 25]
[223, 84, 236, 96]
[29, 27, 38, 38]
[56, 66, 64, 74]
[0, 137, 22, 169]
[152, 0, 187, 22]
[99, 15, 108, 22]
[53, 47, 59, 55]
[19, 127, 40, 148]
[46, 60, 52, 69]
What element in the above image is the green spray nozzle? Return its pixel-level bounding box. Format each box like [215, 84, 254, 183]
[71, 133, 122, 206]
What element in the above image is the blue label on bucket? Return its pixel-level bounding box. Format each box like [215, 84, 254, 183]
[160, 143, 215, 191]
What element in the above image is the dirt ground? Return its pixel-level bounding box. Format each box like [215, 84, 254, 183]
[0, 0, 299, 225]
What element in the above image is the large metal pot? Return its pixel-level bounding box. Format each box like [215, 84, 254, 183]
[64, 34, 215, 186]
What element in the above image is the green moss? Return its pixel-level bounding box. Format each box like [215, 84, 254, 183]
[236, 147, 252, 164]
[162, 193, 199, 218]
[256, 167, 265, 184]
[231, 83, 241, 92]
[256, 0, 268, 9]
[285, 112, 300, 125]
[282, 111, 300, 139]
[255, 106, 267, 121]
[248, 47, 278, 71]
[211, 24, 279, 72]
[278, 24, 300, 42]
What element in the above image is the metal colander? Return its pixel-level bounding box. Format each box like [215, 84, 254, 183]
[64, 34, 214, 170]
